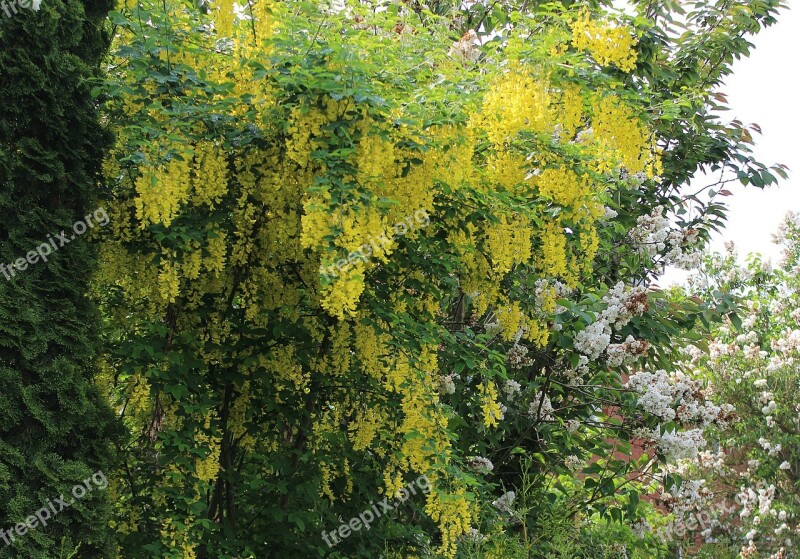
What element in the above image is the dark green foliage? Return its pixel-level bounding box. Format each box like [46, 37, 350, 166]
[0, 0, 117, 557]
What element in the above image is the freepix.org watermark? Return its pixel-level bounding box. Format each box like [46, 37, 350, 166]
[1, 0, 41, 19]
[0, 470, 108, 547]
[1, 207, 109, 281]
[322, 474, 430, 547]
[320, 209, 430, 283]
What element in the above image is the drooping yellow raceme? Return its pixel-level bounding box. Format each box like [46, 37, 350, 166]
[591, 94, 657, 176]
[478, 381, 504, 428]
[472, 67, 552, 145]
[571, 10, 638, 72]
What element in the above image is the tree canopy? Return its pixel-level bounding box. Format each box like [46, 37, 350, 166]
[0, 0, 791, 558]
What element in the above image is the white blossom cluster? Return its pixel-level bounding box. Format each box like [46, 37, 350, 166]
[447, 30, 480, 63]
[564, 354, 590, 386]
[566, 419, 581, 434]
[502, 379, 521, 400]
[573, 320, 610, 360]
[466, 456, 494, 474]
[484, 321, 503, 337]
[564, 454, 583, 471]
[491, 491, 515, 516]
[534, 278, 571, 304]
[630, 518, 651, 539]
[528, 392, 554, 421]
[653, 428, 706, 461]
[626, 369, 733, 427]
[661, 478, 712, 518]
[772, 328, 800, 356]
[506, 344, 533, 368]
[629, 206, 702, 269]
[758, 390, 778, 415]
[738, 484, 776, 520]
[736, 330, 759, 346]
[772, 211, 800, 265]
[602, 206, 619, 221]
[606, 336, 650, 367]
[758, 437, 782, 457]
[697, 450, 726, 473]
[460, 528, 487, 543]
[709, 339, 736, 362]
[573, 282, 649, 360]
[627, 369, 677, 421]
[437, 373, 457, 395]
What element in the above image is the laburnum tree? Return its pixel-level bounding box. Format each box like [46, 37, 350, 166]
[657, 213, 800, 559]
[0, 0, 118, 557]
[94, 0, 785, 558]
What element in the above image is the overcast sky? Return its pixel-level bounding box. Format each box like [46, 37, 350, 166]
[660, 3, 800, 285]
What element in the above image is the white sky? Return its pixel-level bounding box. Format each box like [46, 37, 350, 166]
[660, 3, 800, 285]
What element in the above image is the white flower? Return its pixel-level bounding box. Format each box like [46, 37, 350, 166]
[779, 461, 791, 470]
[762, 401, 778, 415]
[566, 419, 581, 434]
[655, 428, 706, 461]
[631, 519, 651, 539]
[503, 379, 522, 399]
[603, 207, 619, 220]
[506, 345, 532, 368]
[528, 392, 554, 421]
[438, 374, 456, 395]
[461, 528, 486, 543]
[492, 491, 515, 515]
[574, 320, 611, 359]
[448, 31, 480, 63]
[466, 456, 494, 474]
[485, 321, 502, 336]
[627, 370, 677, 421]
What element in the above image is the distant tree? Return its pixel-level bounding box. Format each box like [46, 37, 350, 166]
[675, 213, 800, 558]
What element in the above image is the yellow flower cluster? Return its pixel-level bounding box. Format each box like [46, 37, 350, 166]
[495, 302, 535, 343]
[134, 156, 191, 227]
[194, 415, 222, 484]
[486, 151, 528, 192]
[540, 221, 570, 281]
[159, 517, 198, 559]
[424, 482, 474, 558]
[229, 382, 256, 451]
[429, 125, 476, 190]
[157, 258, 181, 304]
[571, 11, 638, 72]
[484, 214, 532, 275]
[266, 345, 310, 401]
[474, 68, 551, 145]
[558, 82, 584, 138]
[357, 131, 395, 185]
[349, 407, 385, 451]
[319, 462, 336, 502]
[215, 0, 236, 37]
[192, 141, 229, 208]
[98, 3, 666, 554]
[478, 381, 503, 428]
[591, 94, 655, 176]
[534, 167, 591, 208]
